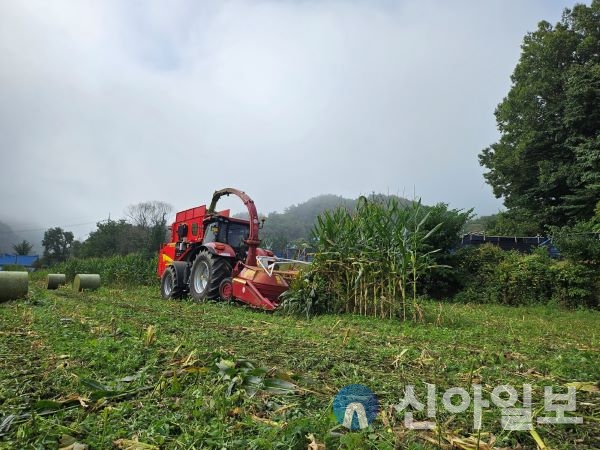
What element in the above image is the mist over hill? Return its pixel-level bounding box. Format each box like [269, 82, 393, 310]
[0, 221, 19, 253]
[0, 193, 425, 257]
[259, 194, 355, 252]
[252, 193, 411, 253]
[0, 220, 43, 255]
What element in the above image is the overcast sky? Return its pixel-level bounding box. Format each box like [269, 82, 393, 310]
[0, 0, 578, 239]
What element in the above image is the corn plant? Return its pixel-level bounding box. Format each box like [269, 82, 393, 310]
[55, 254, 157, 286]
[285, 196, 447, 320]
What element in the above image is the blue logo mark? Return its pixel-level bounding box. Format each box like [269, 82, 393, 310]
[333, 384, 378, 430]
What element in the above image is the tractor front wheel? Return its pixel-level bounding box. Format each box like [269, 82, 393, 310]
[219, 277, 233, 301]
[160, 266, 182, 299]
[189, 251, 231, 301]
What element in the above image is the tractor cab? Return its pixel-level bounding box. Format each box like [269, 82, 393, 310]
[202, 217, 250, 260]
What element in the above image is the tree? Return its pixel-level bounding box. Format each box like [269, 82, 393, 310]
[479, 1, 600, 231]
[550, 199, 600, 263]
[78, 220, 145, 258]
[126, 201, 172, 229]
[464, 212, 540, 236]
[42, 227, 74, 265]
[125, 201, 173, 255]
[12, 240, 32, 256]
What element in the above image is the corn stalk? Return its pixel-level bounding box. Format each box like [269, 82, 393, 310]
[287, 196, 446, 321]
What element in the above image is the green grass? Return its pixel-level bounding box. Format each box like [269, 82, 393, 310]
[0, 281, 599, 449]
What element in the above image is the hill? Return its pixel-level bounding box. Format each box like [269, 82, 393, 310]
[259, 194, 355, 253]
[0, 220, 43, 255]
[257, 193, 411, 254]
[0, 221, 20, 253]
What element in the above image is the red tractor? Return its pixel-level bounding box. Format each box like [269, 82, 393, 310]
[157, 188, 299, 310]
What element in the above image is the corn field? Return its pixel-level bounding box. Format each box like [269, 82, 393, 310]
[283, 197, 446, 320]
[54, 254, 157, 286]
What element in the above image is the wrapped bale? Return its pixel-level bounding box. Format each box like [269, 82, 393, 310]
[73, 274, 101, 292]
[47, 273, 67, 290]
[0, 271, 29, 302]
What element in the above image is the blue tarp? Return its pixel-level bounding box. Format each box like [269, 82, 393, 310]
[459, 233, 560, 256]
[0, 254, 39, 268]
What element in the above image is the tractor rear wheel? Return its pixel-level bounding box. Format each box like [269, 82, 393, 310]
[189, 251, 231, 301]
[160, 266, 182, 299]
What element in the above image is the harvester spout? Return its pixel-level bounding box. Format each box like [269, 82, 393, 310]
[208, 188, 260, 266]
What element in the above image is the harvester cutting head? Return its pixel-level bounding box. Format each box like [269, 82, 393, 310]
[230, 255, 308, 309]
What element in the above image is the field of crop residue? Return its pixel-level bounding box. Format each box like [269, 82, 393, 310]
[1, 281, 599, 449]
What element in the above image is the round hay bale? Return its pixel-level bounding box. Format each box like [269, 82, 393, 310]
[47, 273, 67, 290]
[73, 274, 101, 292]
[0, 271, 29, 302]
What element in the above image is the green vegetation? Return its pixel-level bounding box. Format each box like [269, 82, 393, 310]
[464, 212, 542, 237]
[455, 245, 600, 308]
[258, 195, 362, 254]
[73, 201, 172, 260]
[73, 220, 148, 259]
[550, 200, 600, 263]
[1, 283, 598, 449]
[42, 227, 74, 266]
[55, 254, 157, 286]
[259, 194, 409, 255]
[465, 201, 600, 239]
[479, 1, 600, 232]
[0, 265, 28, 272]
[281, 198, 471, 319]
[11, 240, 32, 256]
[2, 2, 600, 448]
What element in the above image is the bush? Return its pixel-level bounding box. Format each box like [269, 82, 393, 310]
[0, 265, 28, 272]
[441, 244, 506, 301]
[551, 231, 600, 264]
[55, 254, 157, 287]
[492, 250, 553, 306]
[418, 204, 473, 298]
[550, 203, 600, 264]
[551, 260, 599, 308]
[455, 245, 599, 308]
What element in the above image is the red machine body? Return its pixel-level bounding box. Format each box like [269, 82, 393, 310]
[157, 188, 290, 310]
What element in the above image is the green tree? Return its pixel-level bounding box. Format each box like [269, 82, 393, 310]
[550, 199, 600, 264]
[12, 240, 32, 256]
[78, 220, 145, 258]
[479, 1, 600, 231]
[465, 212, 541, 236]
[125, 201, 172, 256]
[42, 227, 74, 265]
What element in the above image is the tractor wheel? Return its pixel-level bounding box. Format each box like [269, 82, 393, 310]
[189, 251, 232, 301]
[160, 266, 182, 300]
[219, 277, 233, 301]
